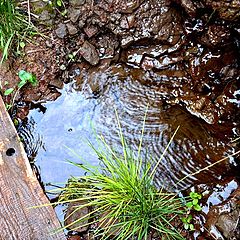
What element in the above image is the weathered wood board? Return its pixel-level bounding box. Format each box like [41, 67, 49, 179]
[0, 96, 65, 240]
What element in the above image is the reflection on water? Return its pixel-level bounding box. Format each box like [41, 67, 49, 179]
[18, 63, 239, 194]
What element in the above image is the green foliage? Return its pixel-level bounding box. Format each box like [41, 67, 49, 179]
[2, 70, 38, 110]
[181, 215, 194, 231]
[18, 70, 38, 88]
[0, 0, 36, 63]
[43, 0, 67, 17]
[4, 88, 14, 96]
[56, 119, 185, 240]
[185, 191, 202, 211]
[181, 191, 202, 232]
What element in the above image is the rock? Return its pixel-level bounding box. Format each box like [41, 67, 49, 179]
[179, 0, 197, 17]
[49, 78, 64, 89]
[55, 23, 67, 38]
[205, 179, 240, 239]
[67, 235, 81, 240]
[84, 25, 99, 38]
[80, 41, 100, 65]
[69, 0, 85, 7]
[203, 0, 240, 21]
[64, 201, 89, 233]
[66, 23, 78, 35]
[69, 8, 81, 23]
[78, 20, 85, 29]
[200, 24, 231, 48]
[38, 10, 54, 26]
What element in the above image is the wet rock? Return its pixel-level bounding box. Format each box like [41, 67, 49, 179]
[69, 8, 81, 23]
[200, 24, 231, 48]
[49, 78, 64, 89]
[203, 0, 240, 21]
[55, 23, 67, 38]
[67, 23, 78, 35]
[108, 1, 183, 47]
[80, 41, 99, 65]
[206, 181, 240, 239]
[67, 235, 81, 240]
[65, 201, 89, 233]
[91, 33, 119, 59]
[98, 211, 120, 237]
[178, 0, 197, 17]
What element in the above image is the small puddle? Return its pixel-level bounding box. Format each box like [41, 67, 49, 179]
[18, 63, 239, 194]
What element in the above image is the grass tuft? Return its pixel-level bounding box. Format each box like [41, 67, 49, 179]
[57, 115, 186, 240]
[0, 0, 36, 63]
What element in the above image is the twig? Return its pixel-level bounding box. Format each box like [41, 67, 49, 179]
[27, 0, 31, 24]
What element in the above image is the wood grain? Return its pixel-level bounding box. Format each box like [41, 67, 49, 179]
[0, 96, 66, 240]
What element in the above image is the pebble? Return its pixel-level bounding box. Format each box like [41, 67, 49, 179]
[55, 23, 67, 38]
[80, 41, 100, 66]
[67, 23, 78, 35]
[69, 8, 81, 23]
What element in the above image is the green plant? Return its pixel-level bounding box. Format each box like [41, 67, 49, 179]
[181, 215, 194, 231]
[185, 191, 202, 212]
[181, 191, 202, 232]
[55, 117, 186, 240]
[0, 0, 36, 63]
[3, 70, 38, 110]
[43, 0, 67, 17]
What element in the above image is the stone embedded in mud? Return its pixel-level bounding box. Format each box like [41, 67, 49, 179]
[84, 25, 99, 38]
[80, 41, 100, 65]
[66, 23, 78, 35]
[108, 1, 183, 47]
[38, 10, 54, 26]
[69, 0, 85, 7]
[206, 183, 240, 239]
[49, 78, 64, 89]
[91, 33, 119, 59]
[203, 0, 240, 21]
[55, 23, 67, 38]
[178, 0, 197, 17]
[200, 24, 231, 48]
[67, 235, 81, 240]
[69, 8, 81, 23]
[65, 201, 89, 233]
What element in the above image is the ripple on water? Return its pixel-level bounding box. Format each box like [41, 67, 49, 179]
[18, 63, 238, 194]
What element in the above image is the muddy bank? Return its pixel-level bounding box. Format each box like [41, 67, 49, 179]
[0, 0, 240, 239]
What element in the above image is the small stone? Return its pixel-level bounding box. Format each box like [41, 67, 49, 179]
[120, 17, 129, 29]
[45, 40, 53, 48]
[69, 0, 85, 6]
[39, 10, 54, 26]
[66, 23, 78, 35]
[67, 235, 81, 240]
[80, 41, 99, 65]
[55, 23, 67, 38]
[84, 25, 98, 38]
[69, 8, 81, 23]
[65, 201, 89, 233]
[60, 64, 66, 70]
[49, 78, 63, 89]
[78, 20, 85, 29]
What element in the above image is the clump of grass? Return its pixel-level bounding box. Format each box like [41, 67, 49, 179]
[0, 0, 36, 63]
[57, 116, 186, 240]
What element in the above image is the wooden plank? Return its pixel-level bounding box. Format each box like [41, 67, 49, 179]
[0, 96, 66, 240]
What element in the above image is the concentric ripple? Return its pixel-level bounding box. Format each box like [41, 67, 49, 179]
[20, 63, 238, 192]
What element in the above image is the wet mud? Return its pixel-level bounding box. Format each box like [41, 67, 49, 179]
[1, 0, 240, 239]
